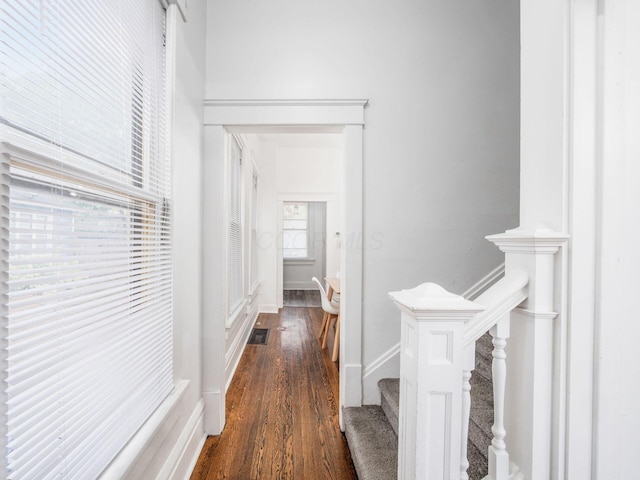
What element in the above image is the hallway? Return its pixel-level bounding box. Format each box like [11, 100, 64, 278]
[190, 300, 357, 479]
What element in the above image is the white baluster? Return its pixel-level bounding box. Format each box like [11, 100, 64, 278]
[461, 370, 472, 480]
[489, 318, 510, 480]
[460, 345, 475, 480]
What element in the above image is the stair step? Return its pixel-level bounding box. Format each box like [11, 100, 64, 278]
[346, 333, 494, 479]
[474, 332, 493, 381]
[343, 405, 398, 480]
[378, 378, 400, 436]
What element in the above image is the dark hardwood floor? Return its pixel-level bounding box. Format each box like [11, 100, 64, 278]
[190, 301, 357, 480]
[282, 289, 321, 307]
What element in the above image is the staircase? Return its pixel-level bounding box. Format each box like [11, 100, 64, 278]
[343, 379, 399, 480]
[343, 334, 494, 480]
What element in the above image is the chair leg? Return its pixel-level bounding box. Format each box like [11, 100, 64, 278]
[318, 312, 328, 340]
[322, 314, 336, 349]
[331, 314, 340, 362]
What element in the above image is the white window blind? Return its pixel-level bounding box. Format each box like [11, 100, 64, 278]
[228, 136, 243, 315]
[0, 1, 172, 479]
[250, 170, 258, 291]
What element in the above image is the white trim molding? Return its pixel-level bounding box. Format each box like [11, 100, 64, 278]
[204, 99, 368, 126]
[160, 400, 206, 480]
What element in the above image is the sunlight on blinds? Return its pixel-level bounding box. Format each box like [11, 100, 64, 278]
[0, 1, 172, 478]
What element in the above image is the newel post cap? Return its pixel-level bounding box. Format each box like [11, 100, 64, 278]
[486, 224, 569, 254]
[389, 282, 485, 321]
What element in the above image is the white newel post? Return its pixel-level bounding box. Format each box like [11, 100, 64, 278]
[389, 283, 485, 480]
[487, 226, 568, 480]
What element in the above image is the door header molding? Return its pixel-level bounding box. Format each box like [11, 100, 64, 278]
[203, 98, 369, 126]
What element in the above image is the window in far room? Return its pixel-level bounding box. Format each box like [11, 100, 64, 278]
[283, 202, 309, 259]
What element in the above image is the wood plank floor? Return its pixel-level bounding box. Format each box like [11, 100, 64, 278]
[190, 304, 357, 480]
[283, 290, 321, 307]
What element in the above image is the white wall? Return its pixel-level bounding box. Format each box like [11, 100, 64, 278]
[247, 134, 343, 311]
[206, 0, 520, 379]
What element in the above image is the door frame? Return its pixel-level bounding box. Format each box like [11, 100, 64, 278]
[202, 99, 367, 433]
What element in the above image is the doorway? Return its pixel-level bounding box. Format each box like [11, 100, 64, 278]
[202, 99, 366, 434]
[282, 201, 326, 292]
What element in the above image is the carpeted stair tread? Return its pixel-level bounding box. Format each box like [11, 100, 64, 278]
[344, 332, 495, 480]
[466, 439, 490, 480]
[343, 405, 398, 480]
[474, 332, 493, 381]
[378, 378, 400, 436]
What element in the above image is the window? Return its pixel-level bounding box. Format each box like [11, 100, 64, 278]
[283, 202, 309, 259]
[0, 1, 171, 478]
[227, 136, 243, 315]
[250, 170, 259, 291]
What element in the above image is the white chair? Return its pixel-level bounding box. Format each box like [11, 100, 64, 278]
[311, 277, 340, 354]
[331, 271, 341, 304]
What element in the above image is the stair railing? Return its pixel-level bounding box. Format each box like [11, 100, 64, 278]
[389, 272, 527, 480]
[461, 271, 528, 480]
[389, 226, 567, 480]
[389, 283, 485, 480]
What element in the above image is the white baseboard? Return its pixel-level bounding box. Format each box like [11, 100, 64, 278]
[225, 300, 258, 392]
[339, 362, 363, 430]
[161, 399, 206, 480]
[362, 343, 401, 404]
[283, 282, 316, 290]
[202, 390, 224, 435]
[259, 304, 279, 313]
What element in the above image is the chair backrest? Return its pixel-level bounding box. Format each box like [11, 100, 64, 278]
[312, 276, 340, 315]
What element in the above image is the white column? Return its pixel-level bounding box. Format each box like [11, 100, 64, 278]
[389, 283, 485, 480]
[340, 124, 364, 413]
[487, 227, 567, 480]
[201, 125, 227, 435]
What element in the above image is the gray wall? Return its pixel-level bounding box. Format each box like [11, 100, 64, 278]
[205, 0, 520, 367]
